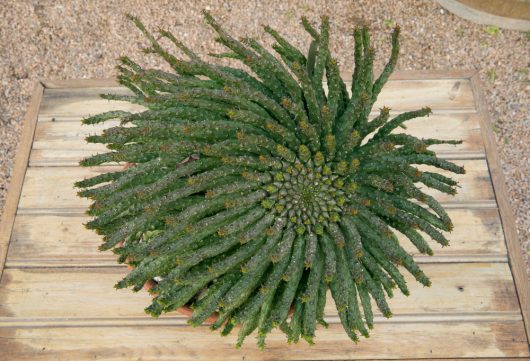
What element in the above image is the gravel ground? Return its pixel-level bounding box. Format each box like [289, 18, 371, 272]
[0, 0, 529, 274]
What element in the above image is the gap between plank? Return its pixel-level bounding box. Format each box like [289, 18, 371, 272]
[14, 201, 499, 216]
[0, 312, 522, 328]
[2, 259, 511, 272]
[27, 151, 488, 167]
[3, 254, 509, 269]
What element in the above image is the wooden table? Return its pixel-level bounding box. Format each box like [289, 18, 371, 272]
[1, 70, 529, 360]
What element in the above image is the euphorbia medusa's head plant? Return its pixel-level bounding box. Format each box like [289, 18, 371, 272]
[76, 11, 464, 348]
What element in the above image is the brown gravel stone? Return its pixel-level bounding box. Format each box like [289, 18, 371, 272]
[0, 0, 528, 274]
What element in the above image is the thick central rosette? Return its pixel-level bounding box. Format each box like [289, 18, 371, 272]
[262, 148, 349, 237]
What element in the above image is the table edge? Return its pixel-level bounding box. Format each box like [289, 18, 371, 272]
[470, 73, 530, 345]
[0, 82, 43, 278]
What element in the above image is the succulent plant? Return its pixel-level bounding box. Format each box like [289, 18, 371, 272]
[76, 11, 464, 348]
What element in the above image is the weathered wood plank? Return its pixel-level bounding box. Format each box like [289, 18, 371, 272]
[38, 87, 143, 119]
[417, 157, 494, 204]
[16, 158, 494, 212]
[0, 320, 527, 360]
[0, 83, 43, 277]
[28, 113, 485, 166]
[37, 78, 475, 121]
[29, 149, 102, 167]
[368, 78, 475, 113]
[0, 263, 520, 320]
[17, 166, 116, 212]
[5, 208, 506, 267]
[40, 71, 478, 89]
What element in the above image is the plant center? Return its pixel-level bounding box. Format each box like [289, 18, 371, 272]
[262, 158, 347, 235]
